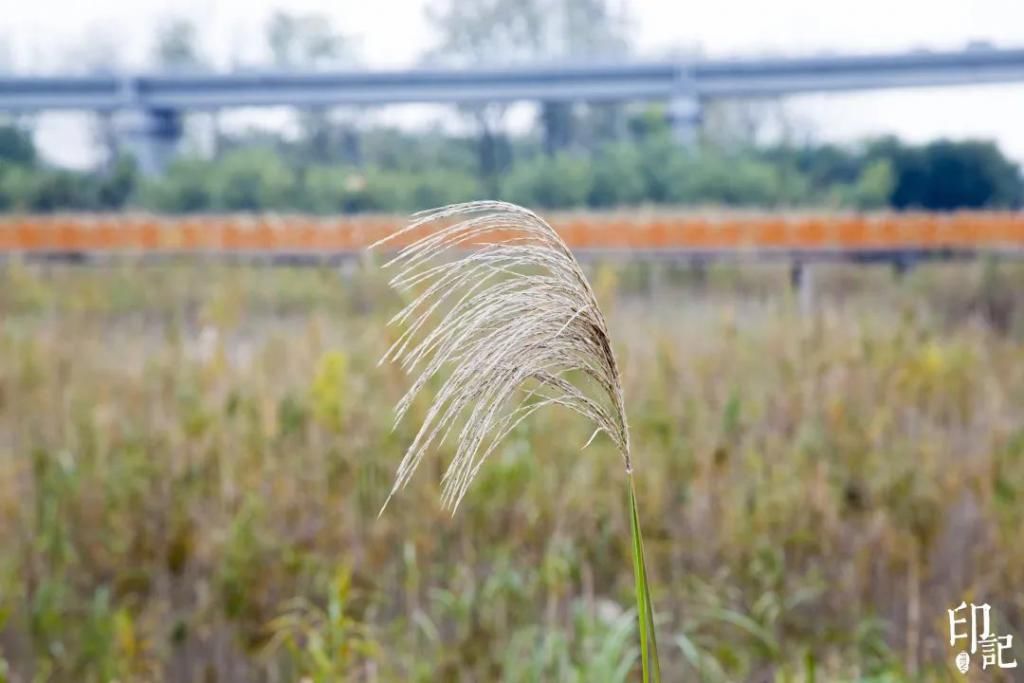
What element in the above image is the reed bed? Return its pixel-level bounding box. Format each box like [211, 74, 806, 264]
[1, 256, 1023, 681]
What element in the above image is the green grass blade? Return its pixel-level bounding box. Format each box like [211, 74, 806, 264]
[628, 472, 661, 683]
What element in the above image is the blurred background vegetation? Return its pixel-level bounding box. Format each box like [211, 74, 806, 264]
[2, 116, 1022, 215]
[3, 0, 1024, 681]
[1, 260, 1024, 681]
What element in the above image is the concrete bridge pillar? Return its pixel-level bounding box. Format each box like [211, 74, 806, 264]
[669, 66, 701, 147]
[120, 107, 183, 176]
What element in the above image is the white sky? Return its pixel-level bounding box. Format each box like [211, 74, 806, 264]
[3, 0, 1024, 166]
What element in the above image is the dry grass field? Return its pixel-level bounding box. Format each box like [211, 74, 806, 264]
[1, 255, 1023, 681]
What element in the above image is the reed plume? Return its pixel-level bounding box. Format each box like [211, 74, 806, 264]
[372, 200, 661, 680]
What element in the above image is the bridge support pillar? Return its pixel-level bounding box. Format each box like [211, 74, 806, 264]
[121, 107, 183, 176]
[892, 254, 915, 279]
[791, 261, 815, 314]
[669, 67, 701, 147]
[540, 101, 573, 155]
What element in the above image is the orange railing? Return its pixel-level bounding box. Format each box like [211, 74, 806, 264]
[1, 212, 1023, 257]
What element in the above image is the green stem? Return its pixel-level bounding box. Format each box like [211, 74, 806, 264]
[627, 470, 661, 682]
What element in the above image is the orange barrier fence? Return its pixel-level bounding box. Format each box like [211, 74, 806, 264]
[1, 213, 1023, 256]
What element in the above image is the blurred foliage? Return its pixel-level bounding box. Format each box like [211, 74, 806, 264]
[1, 119, 1021, 214]
[0, 124, 140, 212]
[867, 137, 1024, 210]
[501, 153, 593, 209]
[0, 127, 36, 167]
[1, 260, 1024, 680]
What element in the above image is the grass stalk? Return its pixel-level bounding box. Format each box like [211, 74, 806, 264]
[628, 470, 661, 682]
[373, 201, 663, 678]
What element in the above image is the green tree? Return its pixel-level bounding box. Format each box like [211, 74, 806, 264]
[500, 154, 592, 208]
[676, 153, 805, 207]
[20, 169, 99, 212]
[0, 124, 36, 166]
[211, 148, 295, 211]
[588, 144, 646, 208]
[94, 155, 139, 209]
[635, 134, 688, 203]
[919, 140, 1022, 209]
[849, 159, 895, 210]
[139, 157, 215, 212]
[868, 137, 1023, 210]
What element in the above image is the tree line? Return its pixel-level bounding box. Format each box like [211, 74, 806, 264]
[0, 118, 1021, 214]
[1, 1, 1021, 215]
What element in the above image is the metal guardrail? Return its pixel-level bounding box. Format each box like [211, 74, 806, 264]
[2, 213, 1022, 263]
[2, 47, 1024, 112]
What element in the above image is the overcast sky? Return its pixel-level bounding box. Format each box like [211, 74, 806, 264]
[4, 0, 1024, 165]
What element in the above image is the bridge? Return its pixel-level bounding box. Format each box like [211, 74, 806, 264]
[2, 46, 1024, 172]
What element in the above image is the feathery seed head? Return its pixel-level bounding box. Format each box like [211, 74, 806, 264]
[372, 201, 631, 513]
